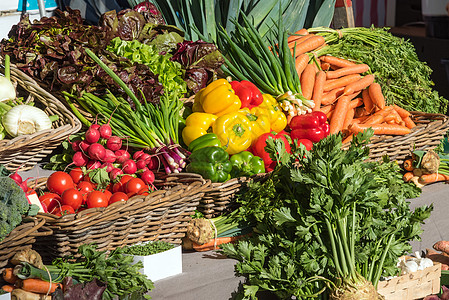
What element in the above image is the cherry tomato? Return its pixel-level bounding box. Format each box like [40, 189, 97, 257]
[120, 174, 134, 185]
[103, 189, 112, 201]
[39, 193, 62, 214]
[82, 174, 98, 189]
[47, 171, 75, 195]
[54, 205, 76, 217]
[69, 167, 84, 184]
[109, 192, 128, 204]
[137, 187, 151, 196]
[86, 191, 109, 208]
[125, 178, 146, 195]
[77, 181, 94, 201]
[61, 188, 83, 211]
[112, 181, 125, 193]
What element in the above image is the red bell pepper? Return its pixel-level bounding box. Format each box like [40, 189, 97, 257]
[289, 111, 330, 143]
[250, 131, 291, 172]
[230, 80, 263, 109]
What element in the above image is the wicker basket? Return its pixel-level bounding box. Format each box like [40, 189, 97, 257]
[342, 111, 449, 164]
[29, 177, 210, 261]
[0, 62, 82, 171]
[0, 216, 51, 274]
[154, 172, 270, 219]
[377, 262, 441, 300]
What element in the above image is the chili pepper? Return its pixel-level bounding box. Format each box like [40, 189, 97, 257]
[182, 112, 217, 147]
[289, 111, 329, 143]
[188, 133, 222, 152]
[250, 131, 291, 172]
[193, 79, 241, 117]
[230, 151, 265, 178]
[229, 80, 263, 109]
[213, 111, 253, 155]
[186, 146, 232, 182]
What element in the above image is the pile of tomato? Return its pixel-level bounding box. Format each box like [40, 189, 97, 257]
[39, 168, 154, 216]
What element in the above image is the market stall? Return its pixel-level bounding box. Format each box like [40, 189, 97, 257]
[1, 0, 449, 299]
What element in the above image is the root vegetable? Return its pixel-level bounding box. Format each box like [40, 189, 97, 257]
[72, 151, 89, 167]
[420, 150, 440, 175]
[2, 268, 18, 284]
[434, 241, 449, 255]
[87, 143, 106, 162]
[122, 159, 137, 174]
[186, 218, 214, 245]
[85, 127, 100, 144]
[10, 249, 43, 268]
[17, 277, 62, 294]
[106, 136, 122, 151]
[115, 150, 130, 164]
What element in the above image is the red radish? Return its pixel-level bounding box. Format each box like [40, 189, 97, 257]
[136, 159, 147, 170]
[100, 162, 114, 172]
[147, 156, 159, 170]
[90, 123, 100, 130]
[109, 168, 124, 180]
[85, 128, 100, 144]
[99, 123, 112, 139]
[133, 150, 145, 161]
[107, 136, 122, 151]
[86, 160, 101, 170]
[122, 159, 137, 174]
[79, 140, 90, 152]
[115, 149, 130, 164]
[140, 170, 155, 185]
[103, 149, 116, 164]
[139, 153, 151, 162]
[68, 136, 81, 152]
[140, 167, 149, 173]
[9, 168, 23, 184]
[87, 143, 106, 161]
[72, 151, 89, 167]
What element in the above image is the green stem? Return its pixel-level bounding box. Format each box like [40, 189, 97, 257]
[4, 54, 10, 81]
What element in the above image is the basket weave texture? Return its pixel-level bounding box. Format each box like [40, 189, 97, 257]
[30, 177, 210, 261]
[0, 63, 82, 171]
[343, 111, 449, 164]
[0, 216, 51, 273]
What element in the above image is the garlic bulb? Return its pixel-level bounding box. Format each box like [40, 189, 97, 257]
[0, 76, 16, 102]
[2, 105, 52, 137]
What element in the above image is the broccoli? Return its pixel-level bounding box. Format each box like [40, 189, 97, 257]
[0, 176, 36, 242]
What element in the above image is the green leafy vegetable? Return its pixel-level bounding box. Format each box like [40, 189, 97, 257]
[122, 241, 175, 256]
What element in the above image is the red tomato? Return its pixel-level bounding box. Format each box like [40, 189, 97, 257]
[82, 174, 97, 189]
[125, 178, 146, 195]
[39, 193, 62, 214]
[61, 188, 83, 210]
[69, 167, 84, 184]
[296, 139, 313, 151]
[54, 205, 76, 217]
[120, 174, 134, 185]
[86, 191, 109, 208]
[137, 187, 151, 196]
[77, 181, 94, 200]
[103, 189, 112, 201]
[112, 181, 124, 193]
[109, 192, 128, 204]
[47, 171, 75, 195]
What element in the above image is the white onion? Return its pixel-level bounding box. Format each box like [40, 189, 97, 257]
[2, 105, 52, 137]
[0, 77, 16, 102]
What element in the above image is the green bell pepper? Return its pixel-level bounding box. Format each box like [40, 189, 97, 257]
[230, 151, 265, 178]
[186, 146, 232, 182]
[188, 133, 222, 152]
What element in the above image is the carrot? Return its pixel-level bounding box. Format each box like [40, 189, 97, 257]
[319, 55, 356, 68]
[368, 82, 385, 110]
[419, 173, 449, 185]
[361, 88, 374, 114]
[312, 70, 326, 111]
[300, 63, 317, 100]
[342, 108, 355, 130]
[288, 33, 315, 50]
[343, 74, 375, 96]
[349, 97, 363, 109]
[325, 64, 370, 80]
[292, 35, 325, 58]
[351, 116, 369, 125]
[384, 110, 402, 124]
[434, 241, 449, 255]
[1, 285, 14, 293]
[393, 104, 411, 119]
[192, 236, 243, 252]
[295, 53, 310, 78]
[323, 74, 361, 92]
[329, 95, 351, 135]
[287, 28, 309, 43]
[361, 114, 385, 126]
[349, 123, 411, 136]
[320, 61, 331, 72]
[402, 172, 414, 183]
[321, 86, 345, 105]
[403, 159, 415, 171]
[2, 268, 18, 284]
[342, 133, 353, 144]
[320, 104, 335, 115]
[18, 278, 62, 294]
[403, 116, 416, 129]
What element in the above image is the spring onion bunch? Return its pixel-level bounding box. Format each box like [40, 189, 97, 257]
[66, 48, 188, 174]
[217, 13, 314, 115]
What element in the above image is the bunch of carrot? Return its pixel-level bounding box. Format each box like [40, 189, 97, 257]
[2, 267, 61, 299]
[287, 29, 416, 140]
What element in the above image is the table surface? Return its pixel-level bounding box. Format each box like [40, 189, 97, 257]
[19, 165, 449, 300]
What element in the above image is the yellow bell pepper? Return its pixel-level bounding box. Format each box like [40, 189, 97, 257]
[238, 107, 271, 143]
[182, 112, 217, 147]
[213, 112, 252, 155]
[193, 79, 241, 117]
[256, 94, 288, 133]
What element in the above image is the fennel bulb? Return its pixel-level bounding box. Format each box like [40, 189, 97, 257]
[2, 105, 52, 137]
[0, 76, 16, 102]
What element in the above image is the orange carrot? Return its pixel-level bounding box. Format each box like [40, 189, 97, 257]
[402, 172, 414, 183]
[295, 53, 310, 78]
[292, 35, 325, 58]
[354, 107, 369, 118]
[323, 74, 361, 92]
[343, 74, 375, 95]
[329, 95, 351, 134]
[393, 104, 410, 119]
[312, 70, 326, 111]
[320, 61, 331, 72]
[319, 55, 357, 68]
[384, 109, 402, 124]
[1, 285, 14, 293]
[320, 104, 335, 115]
[342, 134, 353, 144]
[361, 114, 385, 126]
[352, 116, 369, 124]
[300, 63, 317, 100]
[403, 116, 416, 129]
[325, 64, 370, 80]
[403, 159, 415, 171]
[287, 28, 309, 43]
[192, 236, 243, 252]
[349, 97, 363, 109]
[349, 123, 411, 136]
[433, 241, 449, 255]
[18, 278, 62, 294]
[321, 87, 345, 105]
[2, 268, 18, 284]
[288, 33, 314, 50]
[419, 173, 449, 185]
[343, 108, 355, 130]
[368, 82, 385, 110]
[362, 88, 374, 114]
